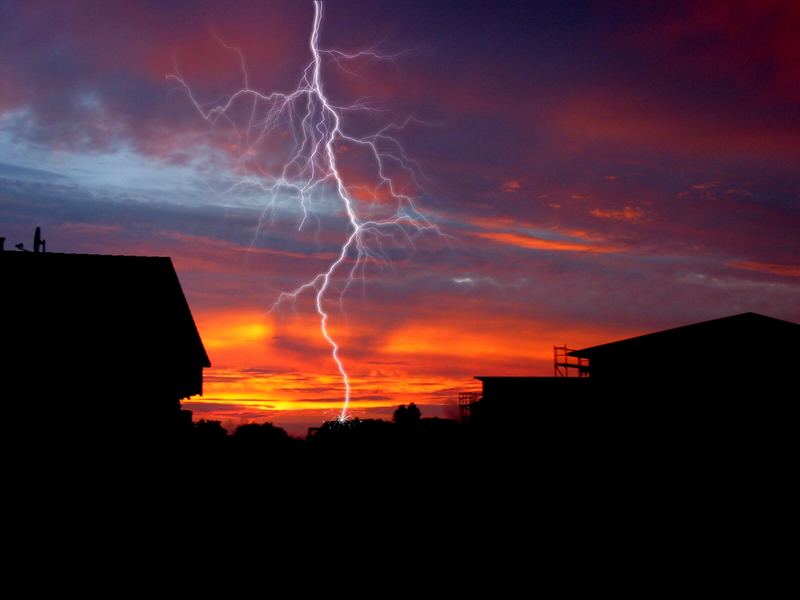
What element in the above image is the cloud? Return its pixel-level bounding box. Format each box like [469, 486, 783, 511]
[728, 260, 800, 278]
[552, 88, 800, 163]
[475, 231, 622, 254]
[589, 206, 646, 223]
[500, 180, 521, 193]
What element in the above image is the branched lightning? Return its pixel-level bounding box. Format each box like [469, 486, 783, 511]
[168, 1, 442, 421]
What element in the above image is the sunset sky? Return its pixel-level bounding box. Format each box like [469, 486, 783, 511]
[2, 1, 798, 434]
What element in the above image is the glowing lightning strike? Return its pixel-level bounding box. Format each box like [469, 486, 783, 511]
[169, 1, 442, 422]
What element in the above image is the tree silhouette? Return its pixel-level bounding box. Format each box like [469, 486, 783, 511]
[232, 422, 292, 457]
[194, 419, 228, 443]
[393, 403, 422, 429]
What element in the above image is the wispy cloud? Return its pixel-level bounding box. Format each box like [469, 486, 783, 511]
[475, 231, 622, 253]
[589, 206, 646, 223]
[728, 260, 800, 278]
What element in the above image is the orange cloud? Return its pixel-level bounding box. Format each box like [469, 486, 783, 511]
[589, 206, 646, 223]
[469, 216, 520, 230]
[728, 260, 800, 277]
[192, 368, 475, 412]
[185, 302, 634, 434]
[501, 180, 521, 193]
[375, 309, 634, 385]
[381, 324, 552, 368]
[476, 231, 621, 253]
[347, 183, 396, 204]
[198, 310, 274, 349]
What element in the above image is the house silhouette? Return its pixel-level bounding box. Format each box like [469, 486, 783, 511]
[568, 312, 798, 396]
[1, 250, 210, 449]
[472, 312, 799, 435]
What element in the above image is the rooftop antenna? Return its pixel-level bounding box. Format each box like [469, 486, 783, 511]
[33, 226, 46, 253]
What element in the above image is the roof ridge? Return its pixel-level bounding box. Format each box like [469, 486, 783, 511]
[570, 312, 798, 357]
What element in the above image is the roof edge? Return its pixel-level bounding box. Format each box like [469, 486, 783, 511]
[568, 312, 798, 357]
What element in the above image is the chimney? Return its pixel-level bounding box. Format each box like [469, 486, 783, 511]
[0, 237, 5, 252]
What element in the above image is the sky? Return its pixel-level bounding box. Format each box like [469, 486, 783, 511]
[2, 0, 798, 435]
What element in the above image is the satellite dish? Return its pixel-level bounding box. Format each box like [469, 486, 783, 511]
[33, 226, 45, 253]
[15, 243, 25, 251]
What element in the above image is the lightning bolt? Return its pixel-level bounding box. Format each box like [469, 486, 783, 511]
[169, 1, 443, 422]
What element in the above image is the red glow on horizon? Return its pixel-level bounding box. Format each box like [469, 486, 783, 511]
[185, 306, 634, 435]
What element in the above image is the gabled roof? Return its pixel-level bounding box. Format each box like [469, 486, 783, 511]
[0, 251, 210, 368]
[569, 312, 799, 358]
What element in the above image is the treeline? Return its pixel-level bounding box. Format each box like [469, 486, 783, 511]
[187, 403, 465, 463]
[172, 403, 491, 492]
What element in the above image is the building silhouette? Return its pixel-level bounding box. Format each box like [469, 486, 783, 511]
[568, 312, 797, 396]
[1, 249, 210, 448]
[471, 377, 589, 424]
[470, 312, 799, 432]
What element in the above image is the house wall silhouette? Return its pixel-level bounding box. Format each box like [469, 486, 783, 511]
[0, 250, 210, 446]
[473, 376, 589, 423]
